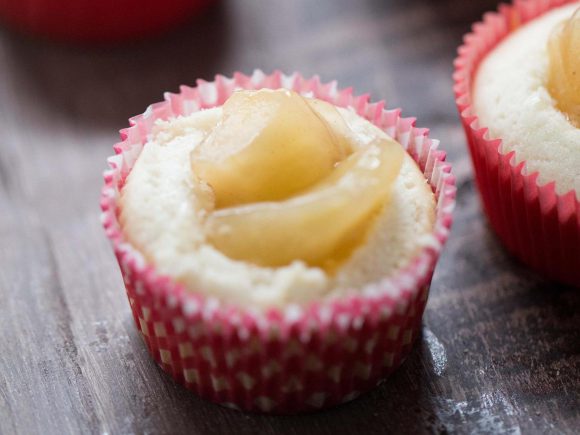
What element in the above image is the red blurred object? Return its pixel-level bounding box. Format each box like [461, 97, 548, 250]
[0, 0, 215, 43]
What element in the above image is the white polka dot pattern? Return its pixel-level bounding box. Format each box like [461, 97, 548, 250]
[100, 70, 456, 413]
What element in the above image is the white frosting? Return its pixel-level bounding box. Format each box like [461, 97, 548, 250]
[120, 105, 435, 308]
[473, 2, 580, 196]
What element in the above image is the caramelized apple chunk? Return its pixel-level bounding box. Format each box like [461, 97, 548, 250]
[191, 89, 350, 208]
[547, 8, 580, 127]
[205, 138, 404, 270]
[306, 97, 355, 149]
[191, 89, 405, 270]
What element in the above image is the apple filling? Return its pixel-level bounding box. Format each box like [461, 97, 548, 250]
[547, 7, 580, 127]
[191, 89, 404, 270]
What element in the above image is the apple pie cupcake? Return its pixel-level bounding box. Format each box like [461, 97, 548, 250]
[455, 0, 580, 286]
[101, 71, 455, 413]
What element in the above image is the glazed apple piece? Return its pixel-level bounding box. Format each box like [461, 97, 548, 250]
[547, 8, 580, 127]
[206, 138, 404, 270]
[191, 89, 350, 208]
[306, 97, 355, 149]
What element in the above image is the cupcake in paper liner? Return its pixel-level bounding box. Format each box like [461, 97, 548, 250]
[0, 0, 215, 42]
[101, 70, 455, 413]
[454, 0, 580, 286]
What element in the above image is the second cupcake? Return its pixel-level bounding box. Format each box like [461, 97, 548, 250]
[455, 0, 580, 286]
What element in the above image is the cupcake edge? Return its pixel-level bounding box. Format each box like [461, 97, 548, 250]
[454, 0, 580, 286]
[101, 70, 456, 413]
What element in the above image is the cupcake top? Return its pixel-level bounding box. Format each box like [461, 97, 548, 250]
[473, 2, 580, 196]
[120, 89, 435, 308]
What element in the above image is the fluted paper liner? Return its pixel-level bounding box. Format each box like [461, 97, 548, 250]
[101, 70, 456, 413]
[454, 0, 580, 287]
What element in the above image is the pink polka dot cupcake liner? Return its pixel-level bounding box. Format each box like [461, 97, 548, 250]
[454, 0, 580, 287]
[101, 70, 456, 413]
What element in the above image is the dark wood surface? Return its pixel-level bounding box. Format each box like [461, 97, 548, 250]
[0, 1, 578, 434]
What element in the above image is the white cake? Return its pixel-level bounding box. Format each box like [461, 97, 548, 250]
[120, 101, 436, 309]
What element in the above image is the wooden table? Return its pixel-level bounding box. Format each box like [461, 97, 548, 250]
[0, 0, 578, 433]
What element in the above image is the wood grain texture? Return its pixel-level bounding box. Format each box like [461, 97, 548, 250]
[0, 0, 578, 433]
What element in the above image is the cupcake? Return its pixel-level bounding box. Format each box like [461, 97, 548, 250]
[0, 0, 214, 43]
[455, 0, 580, 286]
[101, 71, 455, 413]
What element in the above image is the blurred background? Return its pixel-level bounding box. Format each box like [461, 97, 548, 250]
[1, 1, 578, 434]
[0, 0, 500, 219]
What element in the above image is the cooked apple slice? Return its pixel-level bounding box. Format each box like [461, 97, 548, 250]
[205, 138, 404, 270]
[306, 97, 354, 152]
[547, 8, 580, 127]
[191, 89, 351, 208]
